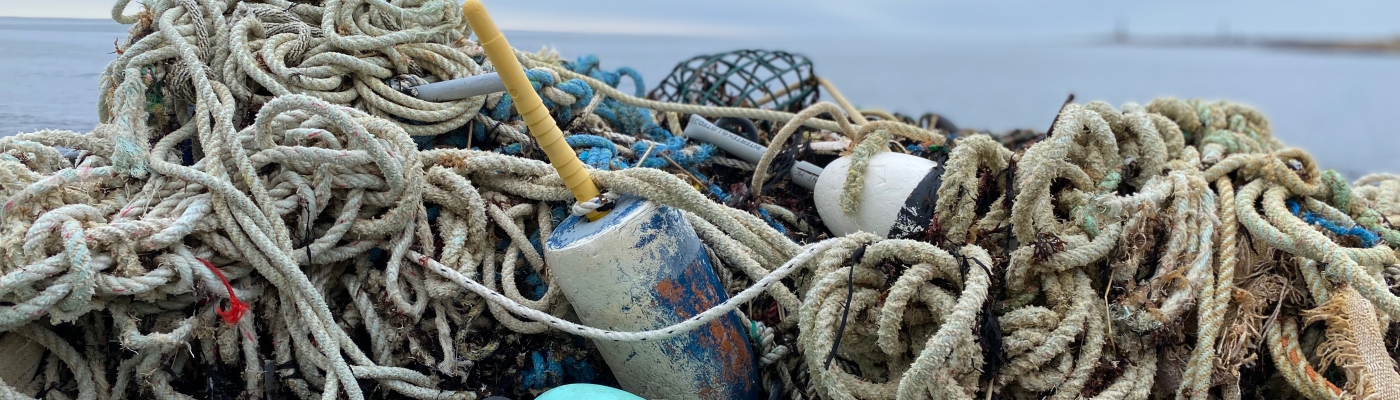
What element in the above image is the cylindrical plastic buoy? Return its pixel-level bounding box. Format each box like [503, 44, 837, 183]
[464, 3, 755, 398]
[682, 114, 942, 239]
[545, 195, 759, 400]
[536, 384, 645, 400]
[813, 152, 942, 238]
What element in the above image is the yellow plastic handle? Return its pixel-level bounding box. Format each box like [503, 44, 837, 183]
[463, 0, 604, 219]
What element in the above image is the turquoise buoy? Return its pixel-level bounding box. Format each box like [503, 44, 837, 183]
[536, 384, 644, 400]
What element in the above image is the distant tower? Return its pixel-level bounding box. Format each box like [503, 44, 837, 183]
[1115, 17, 1129, 43]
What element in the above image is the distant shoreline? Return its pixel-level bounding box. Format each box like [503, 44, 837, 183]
[0, 16, 115, 22]
[1105, 33, 1400, 55]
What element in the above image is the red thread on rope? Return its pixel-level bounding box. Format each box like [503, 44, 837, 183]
[198, 258, 248, 325]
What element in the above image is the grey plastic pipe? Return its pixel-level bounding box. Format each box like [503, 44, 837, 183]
[412, 73, 508, 101]
[682, 115, 822, 190]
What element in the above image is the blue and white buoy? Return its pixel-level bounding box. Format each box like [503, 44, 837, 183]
[545, 195, 759, 400]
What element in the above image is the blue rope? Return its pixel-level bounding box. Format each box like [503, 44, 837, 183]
[628, 137, 716, 168]
[565, 135, 628, 170]
[1288, 200, 1379, 248]
[758, 208, 788, 235]
[686, 167, 730, 203]
[523, 230, 549, 299]
[562, 355, 598, 383]
[522, 350, 599, 390]
[565, 54, 644, 97]
[524, 268, 547, 300]
[465, 55, 733, 202]
[565, 55, 726, 202]
[522, 350, 564, 390]
[483, 69, 595, 126]
[497, 143, 523, 155]
[551, 206, 568, 226]
[470, 120, 489, 147]
[435, 128, 470, 149]
[595, 97, 672, 142]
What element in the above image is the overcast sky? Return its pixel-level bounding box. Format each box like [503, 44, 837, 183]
[3, 0, 1398, 40]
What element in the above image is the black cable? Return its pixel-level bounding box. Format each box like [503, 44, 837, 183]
[302, 198, 314, 266]
[1002, 163, 1016, 259]
[1042, 93, 1075, 140]
[967, 257, 1004, 378]
[824, 244, 867, 369]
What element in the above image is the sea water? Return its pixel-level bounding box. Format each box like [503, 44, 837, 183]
[1, 17, 1396, 177]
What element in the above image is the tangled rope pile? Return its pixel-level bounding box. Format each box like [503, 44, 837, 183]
[2, 0, 1400, 399]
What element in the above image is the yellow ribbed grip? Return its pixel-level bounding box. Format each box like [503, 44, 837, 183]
[463, 0, 605, 220]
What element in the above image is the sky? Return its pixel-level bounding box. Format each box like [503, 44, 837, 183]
[3, 0, 1398, 40]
